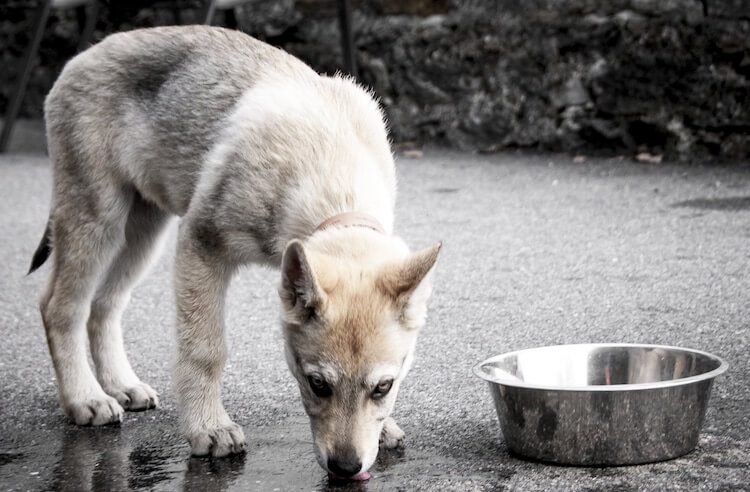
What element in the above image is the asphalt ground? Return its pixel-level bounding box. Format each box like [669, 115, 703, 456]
[1, 148, 748, 491]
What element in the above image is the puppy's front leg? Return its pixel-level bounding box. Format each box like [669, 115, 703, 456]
[174, 225, 245, 457]
[380, 416, 405, 449]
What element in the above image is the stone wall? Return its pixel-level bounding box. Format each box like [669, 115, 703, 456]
[2, 0, 749, 160]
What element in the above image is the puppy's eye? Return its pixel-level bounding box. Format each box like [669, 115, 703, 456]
[371, 379, 393, 400]
[307, 374, 332, 398]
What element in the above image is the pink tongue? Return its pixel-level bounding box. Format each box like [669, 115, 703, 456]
[352, 471, 371, 481]
[329, 471, 371, 482]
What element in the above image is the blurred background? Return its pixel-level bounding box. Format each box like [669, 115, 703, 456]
[1, 0, 749, 160]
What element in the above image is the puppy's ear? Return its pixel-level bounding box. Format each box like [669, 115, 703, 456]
[279, 240, 324, 325]
[378, 242, 442, 328]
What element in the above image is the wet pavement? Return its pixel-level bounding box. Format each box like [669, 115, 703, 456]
[1, 149, 749, 491]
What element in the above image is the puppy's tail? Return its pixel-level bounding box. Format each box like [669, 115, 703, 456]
[28, 220, 52, 275]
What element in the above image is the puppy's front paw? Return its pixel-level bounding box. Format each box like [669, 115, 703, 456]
[188, 421, 246, 458]
[63, 392, 124, 426]
[380, 417, 405, 449]
[104, 381, 159, 411]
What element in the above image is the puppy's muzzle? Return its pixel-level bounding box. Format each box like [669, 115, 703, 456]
[327, 447, 362, 478]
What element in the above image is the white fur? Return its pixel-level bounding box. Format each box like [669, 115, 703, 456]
[37, 26, 438, 470]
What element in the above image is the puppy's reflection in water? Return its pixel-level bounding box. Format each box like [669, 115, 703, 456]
[183, 453, 247, 491]
[52, 426, 131, 492]
[321, 447, 407, 492]
[323, 479, 370, 492]
[51, 425, 245, 491]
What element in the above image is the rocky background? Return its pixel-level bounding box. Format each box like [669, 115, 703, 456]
[1, 0, 749, 160]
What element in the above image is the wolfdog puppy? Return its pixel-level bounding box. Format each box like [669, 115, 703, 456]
[30, 26, 440, 478]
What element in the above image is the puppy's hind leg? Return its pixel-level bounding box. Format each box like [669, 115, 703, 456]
[88, 193, 171, 411]
[41, 186, 131, 426]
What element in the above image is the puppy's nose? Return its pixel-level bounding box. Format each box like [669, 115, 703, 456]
[327, 458, 362, 477]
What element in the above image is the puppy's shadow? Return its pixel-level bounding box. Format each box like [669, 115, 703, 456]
[671, 196, 750, 211]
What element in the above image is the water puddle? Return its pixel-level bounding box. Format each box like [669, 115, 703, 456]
[0, 417, 424, 491]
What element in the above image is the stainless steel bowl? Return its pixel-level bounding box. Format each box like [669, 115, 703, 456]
[473, 343, 728, 465]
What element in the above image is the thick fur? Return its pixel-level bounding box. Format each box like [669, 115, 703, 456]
[34, 26, 439, 475]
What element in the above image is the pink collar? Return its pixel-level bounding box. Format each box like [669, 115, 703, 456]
[315, 212, 386, 234]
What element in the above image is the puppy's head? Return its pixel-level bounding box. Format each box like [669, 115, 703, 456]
[279, 239, 440, 478]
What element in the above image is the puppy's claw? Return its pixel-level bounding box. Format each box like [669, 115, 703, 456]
[189, 433, 212, 457]
[104, 381, 159, 411]
[189, 422, 246, 458]
[380, 417, 405, 449]
[65, 393, 123, 426]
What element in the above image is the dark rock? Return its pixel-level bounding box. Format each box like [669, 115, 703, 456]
[369, 0, 451, 16]
[706, 0, 750, 19]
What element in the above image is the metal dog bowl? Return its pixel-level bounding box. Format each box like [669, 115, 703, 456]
[473, 343, 727, 465]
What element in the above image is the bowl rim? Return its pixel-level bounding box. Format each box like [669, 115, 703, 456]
[472, 343, 728, 392]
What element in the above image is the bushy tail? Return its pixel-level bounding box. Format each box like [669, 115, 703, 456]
[28, 221, 52, 275]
